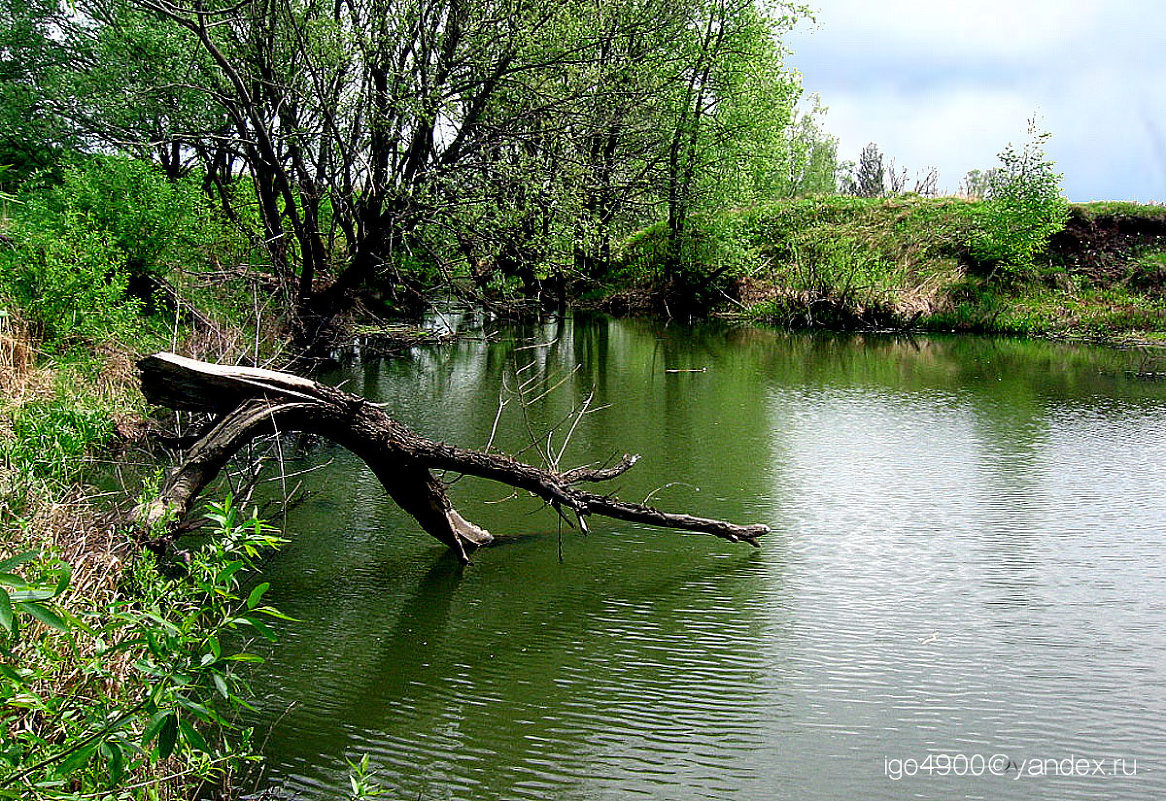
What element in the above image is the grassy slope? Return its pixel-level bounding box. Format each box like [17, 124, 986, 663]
[615, 196, 1166, 342]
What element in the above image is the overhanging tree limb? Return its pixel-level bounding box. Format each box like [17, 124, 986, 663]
[136, 352, 769, 561]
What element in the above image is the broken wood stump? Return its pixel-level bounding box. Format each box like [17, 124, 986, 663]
[136, 352, 769, 561]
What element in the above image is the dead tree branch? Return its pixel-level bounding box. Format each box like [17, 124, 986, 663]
[135, 352, 769, 561]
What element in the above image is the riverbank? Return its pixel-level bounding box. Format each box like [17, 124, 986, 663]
[609, 196, 1166, 345]
[0, 163, 294, 798]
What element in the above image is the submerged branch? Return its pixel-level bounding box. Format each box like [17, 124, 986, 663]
[136, 352, 769, 560]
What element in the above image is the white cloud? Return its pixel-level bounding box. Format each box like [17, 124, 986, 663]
[800, 0, 1104, 57]
[788, 0, 1166, 200]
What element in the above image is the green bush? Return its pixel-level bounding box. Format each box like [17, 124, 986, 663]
[0, 498, 288, 798]
[0, 156, 215, 349]
[972, 122, 1069, 278]
[34, 157, 211, 281]
[617, 213, 763, 285]
[0, 223, 141, 347]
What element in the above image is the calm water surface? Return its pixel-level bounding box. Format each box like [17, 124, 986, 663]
[244, 313, 1166, 801]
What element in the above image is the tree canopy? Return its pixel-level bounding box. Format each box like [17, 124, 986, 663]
[2, 0, 836, 323]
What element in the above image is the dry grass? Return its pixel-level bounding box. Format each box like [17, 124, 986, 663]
[0, 309, 50, 403]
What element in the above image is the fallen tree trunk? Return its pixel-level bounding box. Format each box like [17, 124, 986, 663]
[137, 352, 769, 561]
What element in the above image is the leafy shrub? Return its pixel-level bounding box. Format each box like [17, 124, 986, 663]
[0, 497, 288, 798]
[972, 122, 1069, 278]
[0, 223, 140, 347]
[34, 157, 211, 281]
[618, 214, 763, 284]
[0, 156, 214, 349]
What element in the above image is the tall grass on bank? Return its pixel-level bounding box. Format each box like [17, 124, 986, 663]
[613, 193, 1166, 341]
[615, 195, 980, 327]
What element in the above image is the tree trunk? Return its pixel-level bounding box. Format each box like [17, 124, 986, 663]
[136, 353, 769, 561]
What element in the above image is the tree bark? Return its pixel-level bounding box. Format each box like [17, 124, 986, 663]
[137, 352, 769, 561]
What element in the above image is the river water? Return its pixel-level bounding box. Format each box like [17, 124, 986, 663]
[243, 312, 1166, 801]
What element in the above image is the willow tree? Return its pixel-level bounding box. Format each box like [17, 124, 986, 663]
[33, 0, 816, 325]
[654, 0, 806, 283]
[443, 0, 818, 289]
[0, 0, 84, 181]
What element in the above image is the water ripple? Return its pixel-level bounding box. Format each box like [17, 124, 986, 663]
[246, 322, 1166, 801]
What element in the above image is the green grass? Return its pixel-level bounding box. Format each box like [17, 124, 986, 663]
[918, 281, 1166, 339]
[613, 194, 1166, 342]
[1071, 201, 1166, 220]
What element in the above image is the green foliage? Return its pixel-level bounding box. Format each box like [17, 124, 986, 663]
[0, 0, 73, 185]
[850, 142, 886, 198]
[921, 277, 1166, 338]
[0, 221, 140, 347]
[972, 122, 1070, 277]
[0, 497, 287, 799]
[620, 213, 763, 280]
[0, 551, 71, 648]
[617, 195, 987, 323]
[1072, 201, 1166, 221]
[0, 156, 213, 348]
[45, 157, 211, 280]
[8, 0, 828, 304]
[1128, 250, 1166, 292]
[959, 169, 997, 200]
[777, 98, 841, 198]
[5, 399, 114, 486]
[346, 753, 387, 800]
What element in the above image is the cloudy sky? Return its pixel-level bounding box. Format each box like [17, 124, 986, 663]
[784, 0, 1166, 201]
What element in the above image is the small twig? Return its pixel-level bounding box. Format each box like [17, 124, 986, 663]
[514, 338, 559, 351]
[644, 482, 699, 505]
[555, 388, 595, 468]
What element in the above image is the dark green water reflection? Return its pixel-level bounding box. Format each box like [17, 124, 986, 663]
[245, 314, 1166, 801]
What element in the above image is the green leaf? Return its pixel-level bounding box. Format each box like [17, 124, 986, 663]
[59, 607, 94, 636]
[246, 582, 269, 610]
[140, 709, 171, 747]
[236, 614, 276, 641]
[174, 696, 211, 721]
[207, 635, 221, 659]
[157, 713, 178, 759]
[178, 719, 210, 754]
[0, 572, 31, 589]
[10, 588, 59, 603]
[0, 552, 37, 573]
[175, 696, 226, 725]
[58, 740, 100, 776]
[216, 560, 244, 587]
[17, 601, 69, 632]
[53, 563, 71, 597]
[100, 740, 124, 784]
[257, 606, 297, 621]
[0, 589, 12, 636]
[212, 671, 229, 699]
